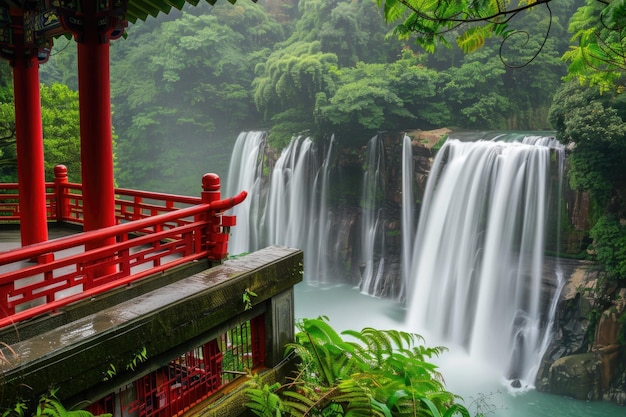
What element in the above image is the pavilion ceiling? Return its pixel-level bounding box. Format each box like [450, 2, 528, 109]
[125, 0, 257, 24]
[0, 1, 258, 47]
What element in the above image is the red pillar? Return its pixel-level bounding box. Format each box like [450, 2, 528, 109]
[12, 32, 48, 246]
[76, 5, 116, 249]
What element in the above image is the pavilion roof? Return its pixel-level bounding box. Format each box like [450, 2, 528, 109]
[126, 0, 256, 24]
[0, 1, 258, 44]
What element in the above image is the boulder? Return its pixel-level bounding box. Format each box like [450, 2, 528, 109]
[548, 352, 602, 400]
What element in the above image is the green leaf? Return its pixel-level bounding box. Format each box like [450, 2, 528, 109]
[456, 26, 489, 53]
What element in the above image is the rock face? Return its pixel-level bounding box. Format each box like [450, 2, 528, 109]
[537, 272, 626, 404]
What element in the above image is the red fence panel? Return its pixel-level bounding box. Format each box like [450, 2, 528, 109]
[88, 316, 265, 417]
[0, 186, 246, 327]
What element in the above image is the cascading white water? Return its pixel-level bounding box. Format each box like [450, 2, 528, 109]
[359, 135, 386, 295]
[226, 133, 338, 283]
[227, 132, 565, 384]
[400, 134, 414, 301]
[225, 131, 266, 255]
[406, 138, 564, 386]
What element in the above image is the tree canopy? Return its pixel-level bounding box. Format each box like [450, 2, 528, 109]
[32, 0, 570, 193]
[376, 0, 626, 90]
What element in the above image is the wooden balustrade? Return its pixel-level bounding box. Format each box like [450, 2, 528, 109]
[0, 168, 246, 328]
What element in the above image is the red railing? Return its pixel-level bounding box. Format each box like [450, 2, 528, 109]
[0, 169, 247, 328]
[0, 165, 206, 226]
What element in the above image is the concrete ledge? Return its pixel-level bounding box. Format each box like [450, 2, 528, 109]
[0, 245, 303, 409]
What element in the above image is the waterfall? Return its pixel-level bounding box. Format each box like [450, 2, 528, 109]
[226, 133, 338, 283]
[227, 131, 565, 385]
[359, 135, 386, 296]
[400, 134, 414, 301]
[225, 131, 266, 255]
[406, 138, 564, 386]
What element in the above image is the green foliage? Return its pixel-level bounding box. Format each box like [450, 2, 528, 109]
[563, 0, 626, 92]
[102, 363, 117, 382]
[289, 0, 402, 67]
[437, 47, 511, 128]
[245, 317, 475, 417]
[0, 101, 16, 179]
[243, 288, 258, 311]
[376, 0, 626, 91]
[589, 215, 626, 280]
[375, 0, 529, 54]
[2, 388, 109, 417]
[253, 40, 338, 142]
[40, 84, 82, 182]
[431, 135, 448, 153]
[111, 1, 281, 193]
[102, 346, 148, 381]
[548, 81, 626, 198]
[0, 83, 81, 183]
[126, 346, 148, 371]
[318, 51, 442, 138]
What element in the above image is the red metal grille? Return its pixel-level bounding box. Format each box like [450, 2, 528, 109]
[87, 316, 265, 417]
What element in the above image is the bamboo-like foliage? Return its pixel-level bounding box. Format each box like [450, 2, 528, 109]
[245, 317, 476, 417]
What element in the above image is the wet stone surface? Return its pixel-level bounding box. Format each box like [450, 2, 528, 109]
[0, 244, 303, 408]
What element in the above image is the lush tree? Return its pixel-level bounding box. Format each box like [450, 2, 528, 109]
[318, 49, 443, 140]
[437, 46, 510, 129]
[589, 215, 626, 280]
[40, 83, 82, 182]
[0, 82, 81, 183]
[245, 317, 475, 417]
[548, 81, 626, 197]
[0, 61, 15, 174]
[286, 0, 402, 67]
[252, 40, 338, 146]
[375, 0, 626, 89]
[110, 1, 283, 194]
[563, 0, 626, 92]
[39, 37, 78, 90]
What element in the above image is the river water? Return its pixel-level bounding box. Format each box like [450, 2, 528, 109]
[294, 282, 625, 417]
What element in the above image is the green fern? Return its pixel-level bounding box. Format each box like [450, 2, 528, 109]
[245, 317, 476, 417]
[35, 389, 110, 417]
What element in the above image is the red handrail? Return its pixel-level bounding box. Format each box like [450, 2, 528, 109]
[0, 169, 247, 329]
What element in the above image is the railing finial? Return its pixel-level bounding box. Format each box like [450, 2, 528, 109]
[54, 164, 68, 180]
[202, 173, 220, 192]
[202, 173, 221, 205]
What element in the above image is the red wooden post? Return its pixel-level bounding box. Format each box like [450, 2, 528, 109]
[57, 1, 127, 277]
[11, 12, 48, 246]
[76, 10, 116, 245]
[54, 165, 68, 222]
[202, 174, 221, 260]
[250, 315, 266, 368]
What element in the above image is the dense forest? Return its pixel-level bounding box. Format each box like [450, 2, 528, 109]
[0, 0, 579, 195]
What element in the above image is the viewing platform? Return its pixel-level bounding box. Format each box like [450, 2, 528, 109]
[0, 169, 303, 417]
